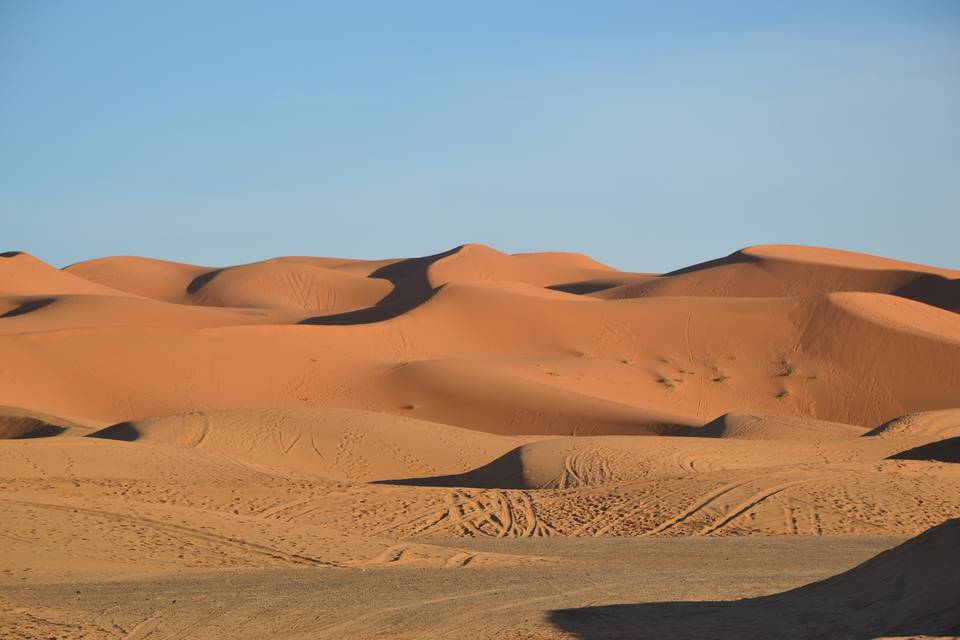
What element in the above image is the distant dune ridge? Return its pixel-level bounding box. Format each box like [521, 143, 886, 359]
[2, 242, 958, 487]
[1, 243, 958, 639]
[1, 243, 959, 433]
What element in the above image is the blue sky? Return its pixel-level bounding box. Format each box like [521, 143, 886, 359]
[2, 1, 958, 271]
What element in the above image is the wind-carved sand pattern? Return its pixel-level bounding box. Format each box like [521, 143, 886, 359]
[1, 244, 959, 639]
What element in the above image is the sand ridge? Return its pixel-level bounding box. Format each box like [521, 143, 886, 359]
[1, 243, 958, 638]
[1, 268, 958, 429]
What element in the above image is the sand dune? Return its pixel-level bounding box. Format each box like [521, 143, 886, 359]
[375, 407, 955, 493]
[551, 518, 960, 638]
[377, 434, 825, 490]
[593, 244, 960, 312]
[0, 406, 106, 439]
[2, 243, 959, 639]
[0, 251, 132, 298]
[889, 436, 960, 463]
[865, 407, 960, 438]
[64, 244, 618, 313]
[0, 293, 310, 335]
[91, 407, 529, 481]
[699, 412, 868, 440]
[1, 265, 958, 429]
[63, 255, 212, 302]
[188, 261, 392, 312]
[424, 244, 617, 289]
[66, 255, 393, 313]
[788, 517, 960, 633]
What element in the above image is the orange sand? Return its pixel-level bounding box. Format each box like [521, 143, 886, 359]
[1, 243, 957, 638]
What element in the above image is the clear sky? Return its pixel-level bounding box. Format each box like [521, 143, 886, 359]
[2, 1, 958, 271]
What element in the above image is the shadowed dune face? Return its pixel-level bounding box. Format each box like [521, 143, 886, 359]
[699, 412, 868, 440]
[66, 256, 394, 313]
[549, 519, 960, 639]
[0, 251, 133, 297]
[865, 408, 960, 438]
[594, 244, 960, 312]
[2, 243, 960, 639]
[0, 406, 105, 439]
[89, 407, 527, 481]
[889, 436, 960, 463]
[3, 245, 960, 528]
[1, 244, 959, 432]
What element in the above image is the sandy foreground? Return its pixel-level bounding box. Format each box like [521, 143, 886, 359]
[0, 537, 916, 639]
[0, 243, 958, 638]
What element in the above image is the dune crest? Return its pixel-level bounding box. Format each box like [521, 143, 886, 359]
[0, 252, 131, 298]
[592, 243, 960, 311]
[865, 408, 960, 438]
[0, 406, 106, 439]
[91, 407, 529, 481]
[2, 243, 959, 638]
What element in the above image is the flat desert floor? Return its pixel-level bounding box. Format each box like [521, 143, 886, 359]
[1, 244, 958, 638]
[1, 537, 909, 639]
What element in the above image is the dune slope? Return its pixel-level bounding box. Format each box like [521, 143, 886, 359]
[2, 243, 959, 639]
[91, 407, 529, 481]
[593, 244, 960, 312]
[551, 519, 960, 639]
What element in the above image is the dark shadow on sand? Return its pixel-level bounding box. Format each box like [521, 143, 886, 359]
[661, 250, 757, 277]
[186, 269, 225, 294]
[374, 448, 529, 489]
[888, 436, 960, 463]
[13, 424, 67, 438]
[87, 422, 141, 441]
[548, 590, 959, 640]
[893, 274, 960, 313]
[299, 247, 462, 325]
[376, 422, 709, 489]
[298, 294, 433, 325]
[549, 519, 960, 640]
[547, 280, 624, 295]
[0, 297, 57, 318]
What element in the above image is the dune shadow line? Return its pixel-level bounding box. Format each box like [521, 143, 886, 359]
[374, 448, 529, 489]
[13, 424, 67, 438]
[300, 246, 462, 325]
[0, 298, 56, 318]
[87, 422, 141, 441]
[888, 436, 960, 463]
[547, 280, 624, 295]
[549, 519, 960, 639]
[893, 274, 960, 312]
[186, 268, 224, 294]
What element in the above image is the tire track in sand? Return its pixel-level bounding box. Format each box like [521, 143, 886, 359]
[0, 498, 338, 568]
[377, 489, 554, 538]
